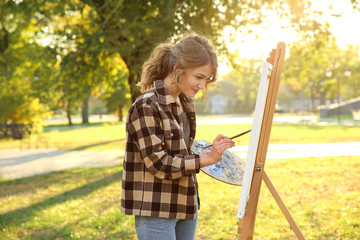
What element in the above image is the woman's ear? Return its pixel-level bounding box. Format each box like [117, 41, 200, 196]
[173, 63, 179, 72]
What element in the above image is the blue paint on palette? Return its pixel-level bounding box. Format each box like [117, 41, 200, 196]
[207, 165, 224, 177]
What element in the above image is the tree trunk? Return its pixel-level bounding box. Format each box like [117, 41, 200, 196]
[310, 90, 316, 112]
[66, 102, 73, 126]
[81, 95, 90, 124]
[0, 28, 9, 54]
[118, 105, 123, 122]
[1, 29, 9, 82]
[128, 71, 141, 103]
[320, 91, 326, 105]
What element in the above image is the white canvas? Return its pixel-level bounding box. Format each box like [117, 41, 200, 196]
[237, 62, 273, 218]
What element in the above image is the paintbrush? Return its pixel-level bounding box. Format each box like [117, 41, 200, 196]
[202, 129, 251, 149]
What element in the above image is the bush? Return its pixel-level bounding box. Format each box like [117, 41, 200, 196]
[0, 95, 51, 132]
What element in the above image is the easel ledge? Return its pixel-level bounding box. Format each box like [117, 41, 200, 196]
[237, 42, 305, 240]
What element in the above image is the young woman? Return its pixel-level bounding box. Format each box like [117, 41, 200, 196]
[121, 33, 235, 240]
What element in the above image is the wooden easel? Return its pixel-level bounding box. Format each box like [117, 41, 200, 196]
[237, 42, 305, 239]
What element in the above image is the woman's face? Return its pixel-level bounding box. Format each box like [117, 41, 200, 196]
[177, 63, 213, 98]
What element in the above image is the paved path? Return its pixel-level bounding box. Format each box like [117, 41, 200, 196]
[231, 142, 360, 159]
[0, 148, 124, 180]
[1, 142, 359, 180]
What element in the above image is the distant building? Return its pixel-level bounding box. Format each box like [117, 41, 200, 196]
[195, 80, 242, 114]
[210, 94, 226, 114]
[279, 95, 320, 113]
[318, 96, 360, 118]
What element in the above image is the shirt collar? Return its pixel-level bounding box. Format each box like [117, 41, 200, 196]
[154, 80, 194, 106]
[154, 80, 176, 105]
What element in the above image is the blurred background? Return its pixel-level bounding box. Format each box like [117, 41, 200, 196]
[1, 0, 359, 128]
[1, 1, 360, 239]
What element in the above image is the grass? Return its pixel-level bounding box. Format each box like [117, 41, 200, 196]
[0, 122, 126, 150]
[0, 166, 132, 240]
[320, 113, 354, 120]
[1, 121, 360, 150]
[1, 116, 359, 239]
[0, 156, 359, 239]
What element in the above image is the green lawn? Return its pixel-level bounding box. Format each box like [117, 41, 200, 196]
[0, 156, 359, 239]
[0, 122, 127, 150]
[1, 121, 360, 150]
[1, 118, 360, 239]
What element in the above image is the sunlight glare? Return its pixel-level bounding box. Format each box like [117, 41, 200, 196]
[219, 0, 360, 76]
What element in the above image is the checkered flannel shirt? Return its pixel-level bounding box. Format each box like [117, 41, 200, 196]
[121, 80, 201, 220]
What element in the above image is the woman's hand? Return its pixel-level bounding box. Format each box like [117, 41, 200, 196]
[199, 134, 235, 168]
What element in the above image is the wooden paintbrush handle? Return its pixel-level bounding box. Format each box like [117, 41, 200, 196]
[202, 129, 251, 149]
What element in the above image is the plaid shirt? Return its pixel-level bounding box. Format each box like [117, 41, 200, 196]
[121, 80, 200, 220]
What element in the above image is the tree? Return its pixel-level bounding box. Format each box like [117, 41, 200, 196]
[283, 38, 332, 111]
[82, 0, 273, 102]
[283, 34, 360, 112]
[340, 45, 360, 99]
[104, 84, 131, 122]
[320, 44, 360, 104]
[275, 0, 340, 112]
[221, 59, 262, 113]
[0, 0, 59, 127]
[351, 0, 360, 11]
[48, 3, 129, 125]
[101, 55, 131, 122]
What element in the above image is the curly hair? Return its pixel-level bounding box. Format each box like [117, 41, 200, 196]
[138, 33, 218, 97]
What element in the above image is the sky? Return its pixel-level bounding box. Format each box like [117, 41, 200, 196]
[218, 0, 360, 75]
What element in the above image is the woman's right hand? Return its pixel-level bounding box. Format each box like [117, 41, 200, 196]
[199, 134, 235, 168]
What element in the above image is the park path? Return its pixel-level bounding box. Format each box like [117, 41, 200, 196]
[0, 148, 124, 180]
[232, 142, 360, 159]
[1, 142, 360, 180]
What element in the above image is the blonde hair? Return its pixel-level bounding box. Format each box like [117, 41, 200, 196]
[138, 33, 218, 96]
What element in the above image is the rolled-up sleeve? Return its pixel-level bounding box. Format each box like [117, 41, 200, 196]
[128, 104, 200, 180]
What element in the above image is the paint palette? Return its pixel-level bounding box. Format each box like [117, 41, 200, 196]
[192, 140, 245, 186]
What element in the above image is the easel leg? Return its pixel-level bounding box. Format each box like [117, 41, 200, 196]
[262, 170, 306, 240]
